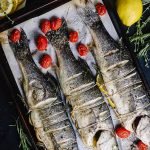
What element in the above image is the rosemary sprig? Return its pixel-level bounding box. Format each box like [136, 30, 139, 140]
[130, 33, 150, 42]
[128, 2, 150, 67]
[16, 119, 31, 150]
[138, 43, 150, 67]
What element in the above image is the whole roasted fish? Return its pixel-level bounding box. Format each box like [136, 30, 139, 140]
[9, 29, 78, 150]
[74, 0, 150, 146]
[46, 18, 118, 150]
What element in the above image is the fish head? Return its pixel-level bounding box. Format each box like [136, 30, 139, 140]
[46, 18, 69, 50]
[9, 29, 31, 61]
[73, 0, 101, 29]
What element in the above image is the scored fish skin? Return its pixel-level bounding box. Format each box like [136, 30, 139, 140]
[74, 0, 150, 146]
[9, 29, 78, 150]
[46, 18, 118, 149]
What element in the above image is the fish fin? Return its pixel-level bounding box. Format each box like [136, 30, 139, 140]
[78, 57, 93, 76]
[45, 73, 58, 89]
[51, 64, 61, 81]
[46, 72, 63, 100]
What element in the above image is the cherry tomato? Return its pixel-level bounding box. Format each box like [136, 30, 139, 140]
[40, 19, 51, 34]
[137, 141, 148, 150]
[69, 31, 79, 43]
[77, 44, 89, 56]
[39, 54, 52, 69]
[10, 29, 21, 43]
[51, 18, 62, 31]
[36, 35, 48, 51]
[96, 3, 107, 16]
[115, 126, 130, 138]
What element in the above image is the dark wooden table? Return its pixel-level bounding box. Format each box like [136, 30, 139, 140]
[0, 72, 20, 150]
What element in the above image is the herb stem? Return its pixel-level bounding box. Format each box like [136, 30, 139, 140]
[130, 33, 150, 42]
[16, 119, 31, 150]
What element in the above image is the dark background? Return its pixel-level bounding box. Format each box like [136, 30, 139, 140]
[0, 72, 20, 150]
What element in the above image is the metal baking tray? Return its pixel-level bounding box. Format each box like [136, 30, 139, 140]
[0, 0, 149, 149]
[0, 0, 70, 149]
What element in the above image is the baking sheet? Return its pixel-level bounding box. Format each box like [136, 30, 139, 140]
[0, 0, 139, 149]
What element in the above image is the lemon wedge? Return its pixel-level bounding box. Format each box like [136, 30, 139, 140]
[11, 0, 19, 13]
[116, 0, 143, 26]
[96, 74, 116, 108]
[18, 0, 24, 6]
[0, 0, 13, 17]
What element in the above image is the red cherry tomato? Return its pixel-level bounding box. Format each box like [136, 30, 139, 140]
[10, 29, 21, 43]
[115, 126, 130, 138]
[96, 3, 107, 16]
[40, 19, 51, 34]
[39, 54, 52, 69]
[77, 44, 89, 56]
[51, 18, 62, 31]
[137, 141, 148, 150]
[36, 35, 48, 51]
[69, 31, 79, 43]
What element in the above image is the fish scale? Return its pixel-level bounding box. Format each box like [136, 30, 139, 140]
[9, 29, 78, 150]
[75, 0, 150, 146]
[46, 18, 118, 149]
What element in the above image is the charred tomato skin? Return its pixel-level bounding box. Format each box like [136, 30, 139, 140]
[51, 18, 62, 31]
[40, 19, 51, 34]
[77, 43, 89, 56]
[69, 31, 79, 43]
[115, 126, 130, 138]
[36, 35, 48, 51]
[10, 29, 21, 43]
[137, 141, 148, 150]
[39, 54, 52, 69]
[96, 3, 107, 16]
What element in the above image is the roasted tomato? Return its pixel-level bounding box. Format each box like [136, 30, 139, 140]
[39, 54, 52, 69]
[115, 126, 130, 138]
[77, 43, 89, 56]
[137, 141, 148, 150]
[69, 31, 79, 43]
[96, 3, 107, 16]
[51, 18, 62, 31]
[9, 29, 21, 43]
[36, 35, 48, 51]
[40, 19, 51, 34]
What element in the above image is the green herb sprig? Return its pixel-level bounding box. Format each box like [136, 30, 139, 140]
[128, 2, 150, 67]
[16, 119, 31, 150]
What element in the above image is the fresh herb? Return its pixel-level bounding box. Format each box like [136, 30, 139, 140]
[128, 2, 150, 67]
[16, 119, 31, 150]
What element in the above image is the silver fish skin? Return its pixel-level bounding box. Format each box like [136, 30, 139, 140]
[46, 18, 118, 150]
[74, 0, 150, 146]
[9, 29, 78, 150]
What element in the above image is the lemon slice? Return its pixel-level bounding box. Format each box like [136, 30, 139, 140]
[96, 74, 116, 108]
[11, 0, 19, 13]
[0, 0, 13, 17]
[18, 0, 24, 6]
